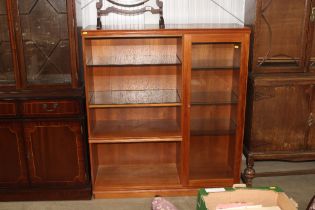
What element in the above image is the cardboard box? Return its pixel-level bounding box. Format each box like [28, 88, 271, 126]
[196, 186, 298, 210]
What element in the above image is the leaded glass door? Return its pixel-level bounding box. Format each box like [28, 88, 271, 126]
[0, 0, 16, 85]
[17, 0, 76, 86]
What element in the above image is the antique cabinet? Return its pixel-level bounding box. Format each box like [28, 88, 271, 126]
[244, 0, 315, 186]
[0, 0, 90, 200]
[82, 25, 250, 198]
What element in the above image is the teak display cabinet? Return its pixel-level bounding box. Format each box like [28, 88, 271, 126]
[82, 25, 250, 198]
[0, 0, 90, 200]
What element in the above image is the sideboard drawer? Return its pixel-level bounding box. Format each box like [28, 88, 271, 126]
[22, 100, 81, 116]
[0, 101, 17, 116]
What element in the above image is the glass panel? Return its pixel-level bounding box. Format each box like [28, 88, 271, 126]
[0, 0, 15, 84]
[18, 0, 72, 85]
[189, 43, 240, 180]
[255, 0, 305, 69]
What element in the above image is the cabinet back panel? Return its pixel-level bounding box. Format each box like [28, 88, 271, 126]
[191, 105, 236, 121]
[92, 107, 177, 121]
[192, 43, 239, 68]
[96, 142, 178, 165]
[191, 70, 239, 94]
[90, 66, 179, 92]
[189, 135, 235, 180]
[90, 38, 180, 58]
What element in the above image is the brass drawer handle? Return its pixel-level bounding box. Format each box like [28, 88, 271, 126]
[42, 103, 59, 112]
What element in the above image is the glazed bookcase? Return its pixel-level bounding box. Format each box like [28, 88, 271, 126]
[82, 25, 250, 198]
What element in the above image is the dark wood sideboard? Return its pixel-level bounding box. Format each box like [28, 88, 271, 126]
[243, 0, 315, 186]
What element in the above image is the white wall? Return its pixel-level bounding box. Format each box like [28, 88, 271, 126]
[75, 0, 245, 27]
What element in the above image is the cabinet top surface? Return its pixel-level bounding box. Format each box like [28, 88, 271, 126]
[82, 24, 250, 35]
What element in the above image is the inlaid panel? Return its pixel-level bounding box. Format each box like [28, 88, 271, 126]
[18, 0, 72, 85]
[253, 0, 307, 71]
[24, 121, 86, 186]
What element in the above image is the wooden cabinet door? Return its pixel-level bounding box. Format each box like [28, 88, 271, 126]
[185, 33, 249, 186]
[15, 0, 78, 87]
[252, 0, 310, 73]
[0, 122, 28, 187]
[307, 85, 315, 150]
[249, 79, 311, 152]
[24, 121, 87, 186]
[307, 0, 315, 71]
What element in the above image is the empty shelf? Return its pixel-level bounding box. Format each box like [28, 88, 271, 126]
[89, 90, 181, 108]
[94, 163, 180, 190]
[90, 119, 182, 142]
[87, 55, 181, 66]
[192, 66, 240, 70]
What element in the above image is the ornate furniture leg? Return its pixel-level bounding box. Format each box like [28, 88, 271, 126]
[243, 155, 255, 187]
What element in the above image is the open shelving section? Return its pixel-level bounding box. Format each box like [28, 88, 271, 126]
[82, 25, 250, 198]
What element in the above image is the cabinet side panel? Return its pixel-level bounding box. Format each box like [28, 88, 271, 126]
[97, 142, 177, 165]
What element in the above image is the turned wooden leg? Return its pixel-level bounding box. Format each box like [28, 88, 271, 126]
[243, 156, 255, 187]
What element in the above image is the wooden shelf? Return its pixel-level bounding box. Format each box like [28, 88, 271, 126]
[190, 119, 236, 136]
[90, 119, 182, 142]
[94, 163, 180, 190]
[191, 91, 238, 105]
[192, 66, 240, 70]
[86, 55, 181, 66]
[89, 90, 181, 108]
